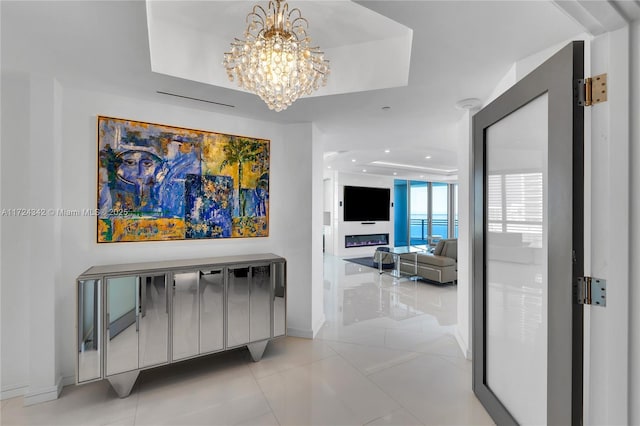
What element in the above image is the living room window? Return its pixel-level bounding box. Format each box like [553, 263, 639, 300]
[452, 184, 459, 238]
[394, 179, 458, 247]
[409, 180, 429, 245]
[432, 182, 449, 241]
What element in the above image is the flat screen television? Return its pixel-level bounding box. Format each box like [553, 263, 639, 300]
[343, 185, 390, 222]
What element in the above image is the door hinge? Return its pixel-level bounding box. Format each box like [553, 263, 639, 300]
[576, 276, 606, 307]
[575, 73, 607, 107]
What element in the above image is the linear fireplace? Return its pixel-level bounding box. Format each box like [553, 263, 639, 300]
[345, 233, 389, 248]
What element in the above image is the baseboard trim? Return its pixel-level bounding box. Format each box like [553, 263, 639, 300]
[455, 327, 472, 360]
[61, 375, 75, 387]
[23, 376, 62, 406]
[286, 327, 314, 339]
[312, 314, 326, 338]
[287, 313, 326, 339]
[1, 383, 28, 400]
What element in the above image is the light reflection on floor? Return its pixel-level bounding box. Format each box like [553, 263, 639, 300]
[1, 254, 493, 426]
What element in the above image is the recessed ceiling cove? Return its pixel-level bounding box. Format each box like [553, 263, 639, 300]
[146, 0, 413, 97]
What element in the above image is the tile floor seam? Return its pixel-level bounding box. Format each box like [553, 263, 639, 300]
[106, 415, 136, 426]
[362, 411, 392, 426]
[362, 353, 425, 377]
[362, 408, 425, 426]
[356, 363, 422, 426]
[137, 392, 273, 426]
[324, 336, 422, 354]
[235, 411, 280, 426]
[131, 392, 140, 426]
[103, 401, 139, 426]
[434, 354, 471, 374]
[317, 332, 431, 353]
[325, 340, 424, 425]
[324, 341, 423, 378]
[250, 361, 283, 426]
[249, 350, 341, 381]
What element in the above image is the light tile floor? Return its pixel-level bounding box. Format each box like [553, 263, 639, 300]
[0, 255, 493, 425]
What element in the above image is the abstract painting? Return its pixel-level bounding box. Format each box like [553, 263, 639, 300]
[97, 116, 269, 242]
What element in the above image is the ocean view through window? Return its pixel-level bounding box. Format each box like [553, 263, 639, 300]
[394, 180, 458, 247]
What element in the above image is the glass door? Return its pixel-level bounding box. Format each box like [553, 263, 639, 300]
[431, 182, 448, 244]
[472, 41, 584, 425]
[393, 179, 408, 247]
[409, 180, 428, 246]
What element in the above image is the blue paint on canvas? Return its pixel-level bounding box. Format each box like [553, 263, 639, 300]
[98, 126, 201, 218]
[240, 187, 268, 217]
[157, 149, 201, 217]
[97, 117, 270, 242]
[184, 174, 234, 238]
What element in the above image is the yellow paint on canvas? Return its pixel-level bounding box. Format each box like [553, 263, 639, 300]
[111, 218, 186, 242]
[232, 217, 268, 237]
[201, 135, 268, 188]
[240, 159, 262, 188]
[97, 219, 111, 242]
[201, 134, 232, 175]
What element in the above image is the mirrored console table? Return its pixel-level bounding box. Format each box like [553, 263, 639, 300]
[76, 253, 286, 397]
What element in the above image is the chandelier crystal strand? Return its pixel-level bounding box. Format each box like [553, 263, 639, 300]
[223, 0, 330, 112]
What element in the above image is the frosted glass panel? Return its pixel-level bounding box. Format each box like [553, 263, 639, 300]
[485, 93, 548, 425]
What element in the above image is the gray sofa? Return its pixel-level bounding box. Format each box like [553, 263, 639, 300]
[399, 239, 457, 284]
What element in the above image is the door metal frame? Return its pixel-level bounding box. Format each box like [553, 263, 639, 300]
[472, 41, 584, 425]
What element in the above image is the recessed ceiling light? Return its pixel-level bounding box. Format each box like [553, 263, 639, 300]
[455, 98, 482, 110]
[393, 172, 397, 176]
[351, 159, 356, 162]
[327, 166, 332, 169]
[420, 175, 424, 178]
[384, 149, 390, 153]
[425, 155, 432, 159]
[370, 161, 458, 174]
[362, 169, 367, 172]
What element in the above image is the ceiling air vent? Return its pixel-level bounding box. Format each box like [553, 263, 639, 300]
[156, 91, 235, 108]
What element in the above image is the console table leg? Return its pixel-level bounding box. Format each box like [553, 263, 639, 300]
[247, 340, 269, 362]
[107, 371, 140, 398]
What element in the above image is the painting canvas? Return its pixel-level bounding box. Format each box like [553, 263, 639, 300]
[97, 116, 269, 242]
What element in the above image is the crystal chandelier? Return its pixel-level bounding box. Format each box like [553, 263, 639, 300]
[223, 0, 330, 112]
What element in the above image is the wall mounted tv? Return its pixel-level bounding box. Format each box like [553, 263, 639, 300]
[343, 185, 390, 222]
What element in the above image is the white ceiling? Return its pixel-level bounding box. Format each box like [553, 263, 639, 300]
[1, 0, 598, 181]
[146, 1, 414, 97]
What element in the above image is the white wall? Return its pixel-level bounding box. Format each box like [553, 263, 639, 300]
[1, 72, 32, 399]
[585, 27, 630, 425]
[629, 19, 640, 426]
[277, 122, 324, 338]
[455, 109, 475, 359]
[311, 124, 326, 335]
[1, 72, 321, 401]
[330, 172, 395, 258]
[484, 64, 516, 106]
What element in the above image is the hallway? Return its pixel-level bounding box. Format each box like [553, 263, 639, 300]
[0, 255, 492, 425]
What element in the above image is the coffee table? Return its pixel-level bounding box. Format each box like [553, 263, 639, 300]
[379, 246, 425, 278]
